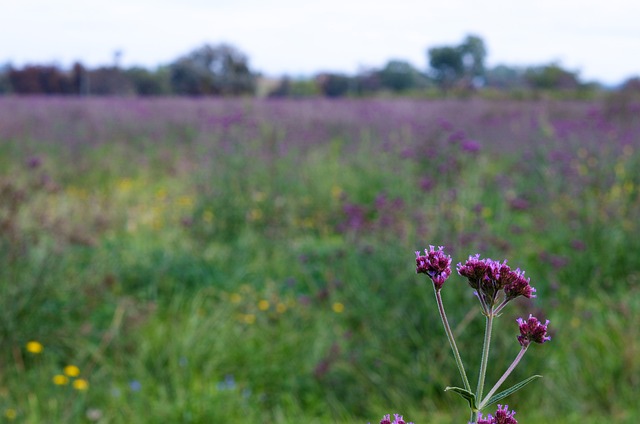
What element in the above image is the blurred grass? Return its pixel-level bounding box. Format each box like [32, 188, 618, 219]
[0, 97, 639, 423]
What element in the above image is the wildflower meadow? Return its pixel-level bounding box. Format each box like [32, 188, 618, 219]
[1, 96, 639, 423]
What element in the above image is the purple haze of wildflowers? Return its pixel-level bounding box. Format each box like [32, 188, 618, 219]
[415, 246, 452, 290]
[476, 405, 518, 424]
[377, 413, 414, 424]
[461, 139, 481, 153]
[517, 315, 551, 347]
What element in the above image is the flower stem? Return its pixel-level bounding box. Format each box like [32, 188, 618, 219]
[493, 298, 510, 316]
[434, 286, 472, 392]
[476, 313, 494, 404]
[480, 346, 529, 408]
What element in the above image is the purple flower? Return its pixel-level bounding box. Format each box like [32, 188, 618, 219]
[458, 256, 536, 309]
[476, 405, 518, 424]
[461, 139, 481, 153]
[517, 315, 551, 347]
[448, 129, 466, 143]
[503, 269, 536, 300]
[416, 246, 452, 290]
[26, 156, 43, 169]
[377, 414, 414, 424]
[419, 176, 434, 192]
[456, 254, 491, 290]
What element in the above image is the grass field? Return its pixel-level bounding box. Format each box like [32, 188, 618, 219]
[1, 96, 639, 423]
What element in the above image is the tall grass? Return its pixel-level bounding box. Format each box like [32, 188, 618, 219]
[0, 97, 639, 423]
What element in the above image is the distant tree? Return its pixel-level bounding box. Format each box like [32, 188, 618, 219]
[428, 46, 464, 90]
[267, 76, 292, 98]
[428, 34, 488, 91]
[604, 75, 640, 120]
[524, 63, 581, 90]
[266, 76, 321, 98]
[8, 65, 74, 94]
[459, 34, 487, 84]
[485, 64, 527, 89]
[125, 67, 170, 96]
[378, 60, 422, 92]
[86, 67, 134, 95]
[620, 76, 640, 93]
[169, 43, 256, 96]
[352, 68, 382, 95]
[289, 78, 321, 97]
[0, 63, 11, 94]
[71, 62, 88, 95]
[316, 73, 351, 97]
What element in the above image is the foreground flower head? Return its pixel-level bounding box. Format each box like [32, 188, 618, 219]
[476, 404, 518, 424]
[517, 314, 551, 347]
[456, 254, 493, 290]
[378, 413, 414, 424]
[416, 245, 452, 290]
[502, 268, 536, 300]
[457, 255, 536, 311]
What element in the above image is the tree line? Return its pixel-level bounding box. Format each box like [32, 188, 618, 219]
[0, 35, 637, 97]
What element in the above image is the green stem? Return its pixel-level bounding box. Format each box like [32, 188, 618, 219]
[434, 287, 472, 392]
[493, 298, 510, 316]
[480, 346, 528, 408]
[476, 313, 494, 404]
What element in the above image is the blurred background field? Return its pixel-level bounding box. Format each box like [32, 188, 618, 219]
[1, 96, 639, 423]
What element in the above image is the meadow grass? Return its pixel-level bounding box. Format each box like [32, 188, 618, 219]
[0, 97, 639, 423]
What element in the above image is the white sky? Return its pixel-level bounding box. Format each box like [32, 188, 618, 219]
[1, 0, 639, 85]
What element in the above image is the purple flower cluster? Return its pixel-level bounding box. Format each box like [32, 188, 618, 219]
[457, 254, 535, 312]
[476, 405, 518, 424]
[517, 314, 551, 347]
[415, 246, 452, 290]
[378, 413, 413, 424]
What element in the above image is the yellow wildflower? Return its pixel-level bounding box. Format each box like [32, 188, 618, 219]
[242, 314, 256, 325]
[26, 341, 43, 354]
[203, 209, 214, 223]
[4, 408, 17, 420]
[53, 375, 69, 385]
[332, 302, 345, 313]
[331, 185, 343, 200]
[248, 208, 263, 221]
[73, 379, 89, 391]
[64, 365, 81, 377]
[258, 300, 270, 311]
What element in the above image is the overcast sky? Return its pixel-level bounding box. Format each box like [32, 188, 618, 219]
[2, 0, 639, 85]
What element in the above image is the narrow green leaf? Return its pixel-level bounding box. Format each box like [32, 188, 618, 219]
[445, 386, 477, 410]
[480, 375, 542, 409]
